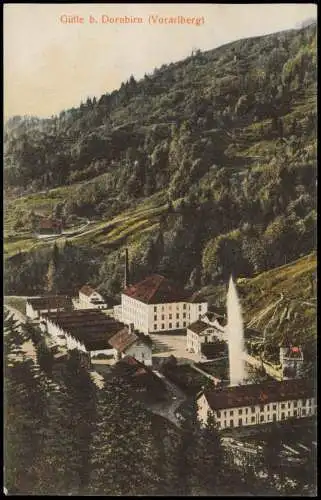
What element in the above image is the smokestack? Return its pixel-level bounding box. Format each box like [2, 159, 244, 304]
[124, 248, 129, 289]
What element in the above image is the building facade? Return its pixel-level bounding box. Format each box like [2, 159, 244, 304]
[197, 379, 316, 430]
[201, 311, 226, 341]
[121, 274, 208, 334]
[26, 295, 73, 320]
[78, 285, 108, 310]
[187, 320, 223, 353]
[37, 218, 63, 235]
[280, 346, 304, 379]
[39, 310, 125, 359]
[109, 327, 153, 366]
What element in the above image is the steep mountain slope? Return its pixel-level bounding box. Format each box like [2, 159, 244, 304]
[239, 252, 316, 360]
[5, 24, 316, 197]
[4, 24, 317, 309]
[193, 252, 316, 366]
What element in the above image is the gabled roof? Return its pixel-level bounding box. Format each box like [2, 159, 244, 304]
[39, 218, 62, 230]
[188, 320, 213, 335]
[41, 309, 125, 351]
[123, 274, 192, 304]
[201, 378, 314, 411]
[109, 328, 152, 353]
[109, 328, 137, 352]
[27, 295, 72, 311]
[79, 285, 96, 297]
[202, 311, 226, 328]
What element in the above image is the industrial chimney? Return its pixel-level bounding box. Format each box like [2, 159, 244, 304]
[124, 248, 129, 289]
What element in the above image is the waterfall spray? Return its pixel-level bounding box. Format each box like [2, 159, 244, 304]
[227, 276, 246, 386]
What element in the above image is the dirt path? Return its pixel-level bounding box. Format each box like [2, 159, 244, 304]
[148, 370, 186, 427]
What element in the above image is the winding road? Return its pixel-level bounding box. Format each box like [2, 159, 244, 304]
[35, 218, 91, 240]
[150, 370, 187, 427]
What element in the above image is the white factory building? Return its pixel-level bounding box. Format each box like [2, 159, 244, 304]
[197, 378, 316, 430]
[118, 274, 208, 334]
[39, 309, 125, 359]
[26, 295, 73, 320]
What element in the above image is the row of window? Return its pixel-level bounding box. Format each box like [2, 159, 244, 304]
[154, 304, 188, 312]
[217, 400, 313, 418]
[218, 408, 313, 428]
[153, 304, 203, 312]
[154, 322, 187, 330]
[154, 313, 188, 321]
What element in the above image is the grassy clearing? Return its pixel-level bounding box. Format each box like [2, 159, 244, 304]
[4, 237, 37, 257]
[4, 191, 170, 259]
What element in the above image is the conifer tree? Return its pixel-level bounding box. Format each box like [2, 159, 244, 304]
[46, 243, 60, 292]
[90, 377, 160, 495]
[173, 397, 203, 495]
[196, 410, 223, 494]
[4, 312, 48, 494]
[59, 350, 97, 492]
[32, 379, 81, 495]
[46, 259, 57, 293]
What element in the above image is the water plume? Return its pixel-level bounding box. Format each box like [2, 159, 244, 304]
[226, 276, 246, 386]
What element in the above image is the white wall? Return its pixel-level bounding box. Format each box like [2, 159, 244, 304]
[187, 326, 220, 353]
[121, 294, 149, 334]
[189, 302, 208, 323]
[113, 304, 122, 321]
[26, 303, 38, 320]
[148, 302, 189, 332]
[27, 304, 68, 320]
[90, 348, 116, 359]
[121, 294, 208, 334]
[79, 291, 107, 309]
[198, 394, 317, 429]
[124, 342, 152, 366]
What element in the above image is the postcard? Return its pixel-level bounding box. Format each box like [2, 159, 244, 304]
[3, 3, 317, 496]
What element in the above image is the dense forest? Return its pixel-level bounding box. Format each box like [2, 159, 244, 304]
[4, 24, 316, 309]
[4, 313, 316, 495]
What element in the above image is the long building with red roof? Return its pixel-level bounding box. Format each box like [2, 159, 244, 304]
[121, 274, 208, 334]
[197, 378, 316, 430]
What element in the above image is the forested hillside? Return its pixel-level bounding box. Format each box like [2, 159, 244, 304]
[4, 24, 317, 313]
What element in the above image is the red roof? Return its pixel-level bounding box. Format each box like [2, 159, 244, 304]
[109, 328, 152, 353]
[39, 219, 62, 229]
[123, 274, 192, 304]
[283, 346, 303, 359]
[202, 379, 314, 411]
[108, 328, 138, 353]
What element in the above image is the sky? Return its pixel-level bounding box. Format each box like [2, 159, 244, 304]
[4, 3, 317, 118]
